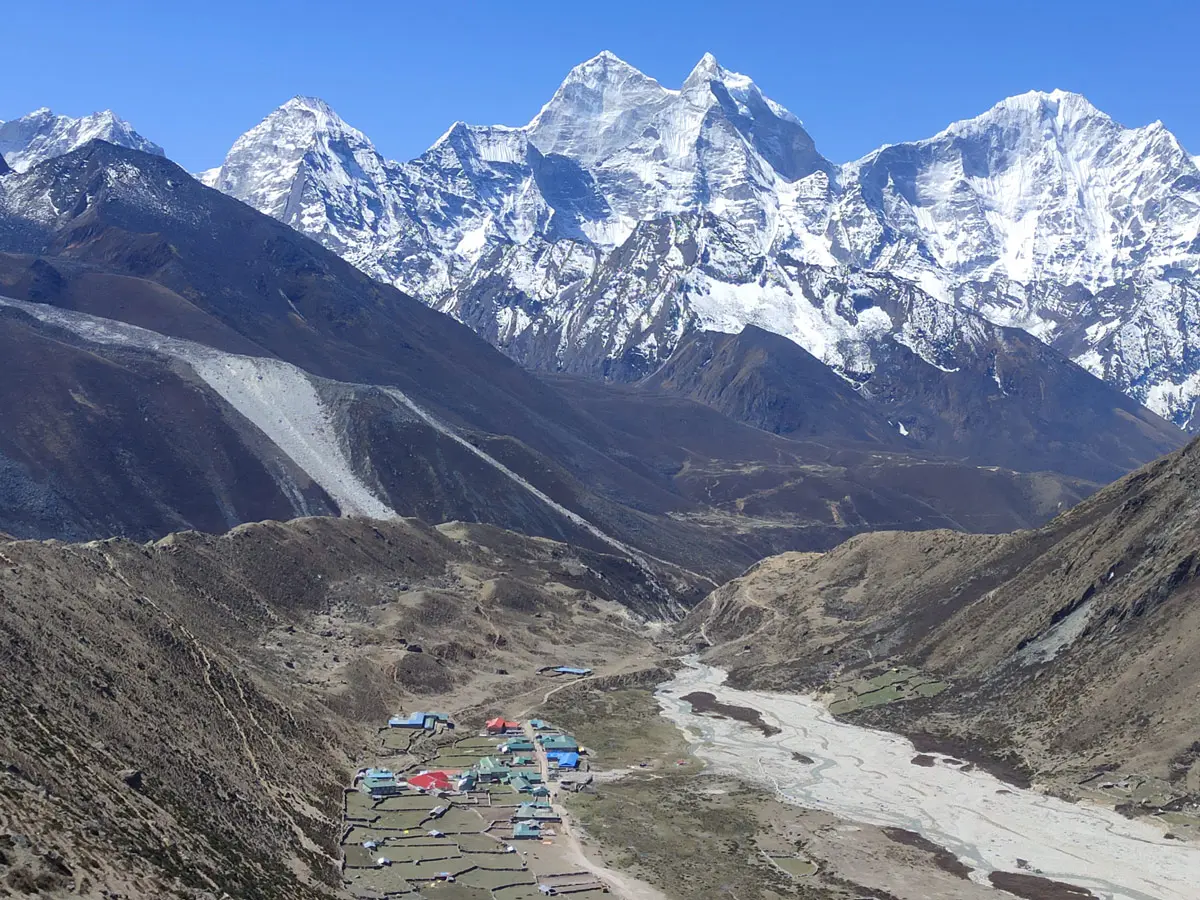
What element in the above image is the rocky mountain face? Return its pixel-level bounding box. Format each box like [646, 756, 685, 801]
[683, 433, 1200, 785]
[192, 54, 1200, 429]
[0, 140, 1113, 577]
[0, 107, 163, 173]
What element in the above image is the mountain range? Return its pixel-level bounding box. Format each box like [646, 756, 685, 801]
[5, 55, 1200, 434]
[6, 137, 1145, 582]
[187, 54, 1200, 428]
[0, 107, 163, 173]
[4, 52, 1200, 900]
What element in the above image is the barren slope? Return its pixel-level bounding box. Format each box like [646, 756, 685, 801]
[0, 516, 666, 898]
[684, 436, 1200, 784]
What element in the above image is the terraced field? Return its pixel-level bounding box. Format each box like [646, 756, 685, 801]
[341, 722, 610, 899]
[828, 666, 947, 715]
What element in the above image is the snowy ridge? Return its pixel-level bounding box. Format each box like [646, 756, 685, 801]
[198, 62, 1199, 309]
[198, 52, 838, 302]
[0, 108, 163, 173]
[185, 55, 1200, 426]
[838, 89, 1200, 291]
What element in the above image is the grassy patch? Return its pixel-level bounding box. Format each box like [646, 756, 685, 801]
[537, 685, 700, 771]
[771, 856, 819, 878]
[564, 775, 835, 899]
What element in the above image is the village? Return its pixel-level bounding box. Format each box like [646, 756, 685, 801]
[341, 666, 611, 900]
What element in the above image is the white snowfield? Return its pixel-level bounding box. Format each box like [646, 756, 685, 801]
[657, 660, 1200, 900]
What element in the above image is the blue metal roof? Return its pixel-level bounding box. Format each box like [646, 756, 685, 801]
[390, 711, 451, 728]
[554, 666, 593, 676]
[390, 711, 430, 727]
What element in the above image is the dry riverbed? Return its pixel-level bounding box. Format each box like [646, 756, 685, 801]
[542, 672, 1015, 899]
[656, 659, 1200, 900]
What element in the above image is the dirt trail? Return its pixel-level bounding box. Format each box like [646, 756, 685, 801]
[525, 721, 666, 900]
[532, 673, 599, 711]
[557, 819, 670, 900]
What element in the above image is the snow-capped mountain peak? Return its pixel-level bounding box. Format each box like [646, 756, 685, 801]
[838, 85, 1200, 293]
[684, 53, 804, 127]
[201, 95, 390, 233]
[275, 95, 361, 136]
[193, 54, 1200, 430]
[681, 52, 754, 103]
[526, 51, 674, 164]
[225, 94, 370, 163]
[980, 87, 1103, 119]
[931, 89, 1129, 158]
[0, 107, 163, 173]
[540, 48, 667, 99]
[687, 51, 722, 76]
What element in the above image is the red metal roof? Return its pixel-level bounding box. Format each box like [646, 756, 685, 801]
[407, 771, 456, 791]
[486, 717, 522, 732]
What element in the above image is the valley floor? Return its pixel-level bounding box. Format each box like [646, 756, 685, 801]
[338, 668, 668, 900]
[341, 653, 1200, 900]
[655, 660, 1200, 900]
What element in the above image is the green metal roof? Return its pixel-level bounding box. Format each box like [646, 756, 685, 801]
[475, 756, 511, 774]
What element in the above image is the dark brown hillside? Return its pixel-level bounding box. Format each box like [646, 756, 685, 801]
[646, 323, 1184, 484]
[0, 142, 1105, 575]
[0, 308, 334, 540]
[640, 325, 909, 447]
[0, 516, 667, 898]
[546, 373, 1092, 534]
[684, 435, 1200, 783]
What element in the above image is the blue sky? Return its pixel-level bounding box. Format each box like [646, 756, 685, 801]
[5, 0, 1198, 171]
